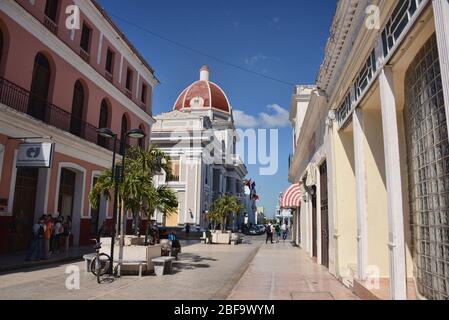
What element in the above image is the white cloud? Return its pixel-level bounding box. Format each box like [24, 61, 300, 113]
[233, 104, 290, 129]
[244, 54, 269, 67]
[233, 110, 259, 128]
[259, 104, 290, 128]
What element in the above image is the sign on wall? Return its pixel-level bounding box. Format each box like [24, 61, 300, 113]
[16, 143, 55, 168]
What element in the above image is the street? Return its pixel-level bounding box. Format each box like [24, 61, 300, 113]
[0, 237, 357, 300]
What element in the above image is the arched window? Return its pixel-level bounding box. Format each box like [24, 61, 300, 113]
[120, 114, 129, 155]
[70, 80, 85, 137]
[97, 99, 109, 148]
[28, 53, 51, 121]
[138, 124, 146, 149]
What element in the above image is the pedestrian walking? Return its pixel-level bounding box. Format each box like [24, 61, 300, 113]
[51, 217, 64, 254]
[62, 216, 72, 252]
[282, 223, 288, 242]
[265, 223, 273, 244]
[43, 215, 53, 259]
[275, 224, 281, 243]
[25, 217, 46, 261]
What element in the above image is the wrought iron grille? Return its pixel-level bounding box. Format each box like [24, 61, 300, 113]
[0, 76, 121, 154]
[404, 34, 449, 300]
[381, 0, 423, 57]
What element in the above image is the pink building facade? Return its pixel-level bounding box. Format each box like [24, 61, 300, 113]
[0, 0, 158, 254]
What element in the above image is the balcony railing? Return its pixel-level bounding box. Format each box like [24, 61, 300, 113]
[79, 48, 90, 63]
[0, 76, 122, 154]
[43, 15, 58, 35]
[105, 71, 113, 83]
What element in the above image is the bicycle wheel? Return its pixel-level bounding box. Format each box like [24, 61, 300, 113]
[90, 253, 111, 277]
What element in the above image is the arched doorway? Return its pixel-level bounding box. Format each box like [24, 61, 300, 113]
[28, 53, 51, 122]
[70, 80, 85, 137]
[404, 33, 449, 300]
[12, 168, 39, 250]
[120, 114, 129, 155]
[97, 99, 109, 148]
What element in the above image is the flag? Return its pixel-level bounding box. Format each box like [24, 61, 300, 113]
[245, 179, 252, 188]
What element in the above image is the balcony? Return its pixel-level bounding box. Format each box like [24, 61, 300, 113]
[43, 15, 58, 35]
[105, 71, 113, 83]
[79, 48, 90, 63]
[0, 76, 121, 154]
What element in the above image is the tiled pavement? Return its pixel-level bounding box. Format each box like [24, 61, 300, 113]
[0, 237, 359, 300]
[227, 240, 359, 300]
[0, 239, 261, 300]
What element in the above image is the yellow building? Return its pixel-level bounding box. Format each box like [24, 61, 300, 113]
[289, 0, 449, 300]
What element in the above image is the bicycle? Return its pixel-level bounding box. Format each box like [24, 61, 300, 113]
[90, 239, 110, 284]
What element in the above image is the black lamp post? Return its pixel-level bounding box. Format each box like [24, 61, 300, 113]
[119, 129, 146, 238]
[96, 128, 118, 276]
[96, 127, 146, 276]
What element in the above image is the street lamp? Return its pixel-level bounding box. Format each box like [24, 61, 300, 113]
[96, 127, 146, 276]
[96, 128, 118, 276]
[119, 129, 146, 240]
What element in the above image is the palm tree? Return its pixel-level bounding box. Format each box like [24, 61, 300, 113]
[89, 146, 178, 237]
[209, 195, 244, 232]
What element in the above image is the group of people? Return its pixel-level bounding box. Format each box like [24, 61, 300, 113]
[265, 222, 289, 244]
[25, 215, 72, 262]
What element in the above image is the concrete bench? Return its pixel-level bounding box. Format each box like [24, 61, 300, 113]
[151, 257, 176, 276]
[114, 259, 147, 277]
[83, 253, 97, 273]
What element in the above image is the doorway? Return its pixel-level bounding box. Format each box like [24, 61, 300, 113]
[320, 162, 329, 268]
[311, 186, 317, 259]
[58, 168, 76, 219]
[12, 168, 39, 250]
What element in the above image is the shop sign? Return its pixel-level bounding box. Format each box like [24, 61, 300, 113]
[16, 143, 55, 168]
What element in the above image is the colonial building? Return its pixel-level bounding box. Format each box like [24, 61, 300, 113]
[289, 0, 449, 300]
[151, 66, 247, 229]
[0, 0, 158, 254]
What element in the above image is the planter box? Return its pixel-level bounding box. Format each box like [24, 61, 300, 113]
[212, 232, 231, 244]
[100, 239, 161, 275]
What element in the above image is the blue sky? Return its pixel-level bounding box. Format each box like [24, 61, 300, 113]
[97, 0, 337, 217]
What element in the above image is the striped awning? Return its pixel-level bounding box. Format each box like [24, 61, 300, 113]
[281, 184, 301, 208]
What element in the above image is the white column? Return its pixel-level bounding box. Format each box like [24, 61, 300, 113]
[325, 117, 337, 275]
[379, 67, 407, 300]
[353, 108, 368, 281]
[433, 0, 449, 136]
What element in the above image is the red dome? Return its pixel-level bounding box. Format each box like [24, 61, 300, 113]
[173, 66, 231, 113]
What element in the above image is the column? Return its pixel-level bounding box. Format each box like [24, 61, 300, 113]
[325, 115, 337, 275]
[379, 67, 407, 300]
[353, 108, 368, 281]
[433, 0, 449, 136]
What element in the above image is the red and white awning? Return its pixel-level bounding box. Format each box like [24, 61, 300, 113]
[281, 184, 301, 209]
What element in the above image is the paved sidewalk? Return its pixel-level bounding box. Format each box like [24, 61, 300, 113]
[0, 239, 261, 300]
[227, 241, 359, 300]
[0, 246, 94, 273]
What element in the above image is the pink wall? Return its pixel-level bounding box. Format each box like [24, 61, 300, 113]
[0, 11, 150, 142]
[10, 0, 152, 113]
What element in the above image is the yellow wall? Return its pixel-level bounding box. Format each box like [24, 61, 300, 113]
[363, 107, 390, 277]
[332, 125, 358, 283]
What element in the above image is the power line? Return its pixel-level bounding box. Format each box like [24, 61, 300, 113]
[109, 13, 296, 87]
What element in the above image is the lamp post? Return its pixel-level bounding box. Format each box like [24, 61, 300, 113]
[96, 128, 118, 276]
[96, 127, 146, 276]
[118, 129, 146, 255]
